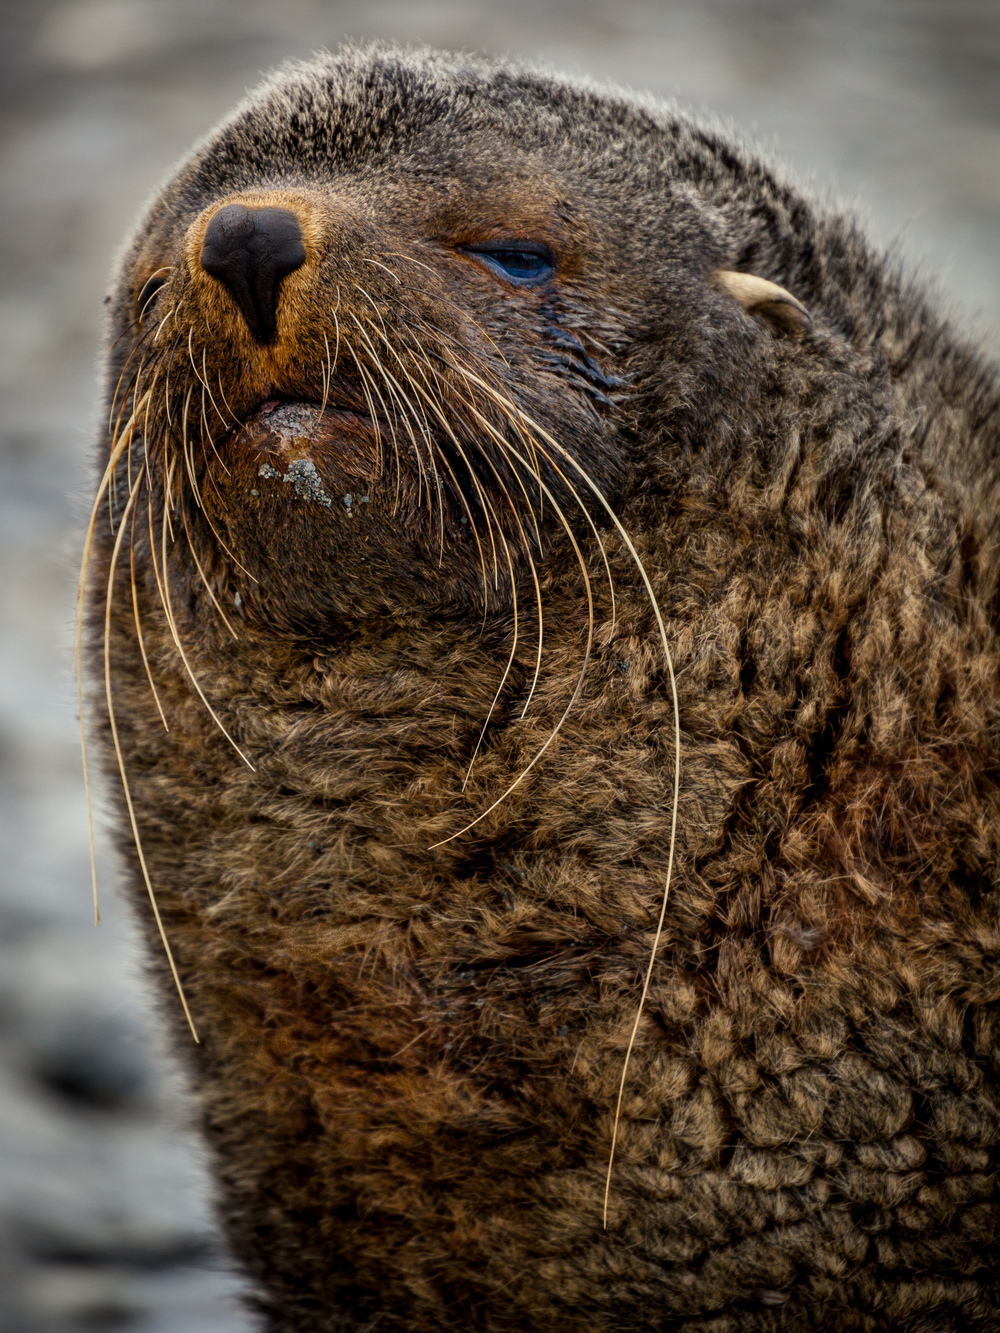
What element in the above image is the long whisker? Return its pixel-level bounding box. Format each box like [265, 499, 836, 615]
[198, 382, 214, 477]
[160, 334, 182, 435]
[350, 312, 436, 524]
[200, 345, 231, 430]
[398, 364, 547, 779]
[155, 457, 255, 768]
[155, 355, 246, 577]
[137, 366, 164, 491]
[215, 367, 239, 424]
[181, 501, 239, 638]
[152, 301, 179, 344]
[415, 343, 540, 543]
[446, 359, 618, 633]
[107, 329, 155, 435]
[394, 357, 447, 560]
[137, 265, 172, 321]
[388, 345, 502, 596]
[345, 339, 395, 503]
[434, 409, 594, 800]
[76, 397, 156, 926]
[393, 351, 550, 785]
[312, 332, 333, 437]
[144, 448, 174, 645]
[356, 306, 453, 561]
[461, 520, 523, 791]
[104, 467, 198, 1040]
[417, 358, 547, 714]
[173, 381, 258, 584]
[182, 331, 229, 476]
[427, 445, 595, 847]
[361, 257, 403, 286]
[191, 474, 257, 582]
[109, 361, 151, 531]
[130, 501, 169, 731]
[465, 391, 681, 1229]
[330, 287, 342, 374]
[180, 381, 201, 509]
[353, 284, 393, 346]
[366, 266, 541, 737]
[409, 355, 681, 1222]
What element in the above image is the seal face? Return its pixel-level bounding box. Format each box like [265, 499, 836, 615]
[118, 87, 655, 637]
[89, 45, 1000, 1332]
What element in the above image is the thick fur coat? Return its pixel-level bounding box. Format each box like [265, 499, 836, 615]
[87, 46, 1000, 1330]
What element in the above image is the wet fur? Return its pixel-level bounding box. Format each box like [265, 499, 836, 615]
[87, 46, 1000, 1331]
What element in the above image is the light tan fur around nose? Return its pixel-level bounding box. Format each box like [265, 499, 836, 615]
[714, 269, 813, 335]
[179, 189, 330, 375]
[183, 190, 327, 275]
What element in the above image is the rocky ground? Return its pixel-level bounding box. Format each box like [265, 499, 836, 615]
[1, 1, 998, 1328]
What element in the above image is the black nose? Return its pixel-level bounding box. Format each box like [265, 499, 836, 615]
[200, 205, 306, 344]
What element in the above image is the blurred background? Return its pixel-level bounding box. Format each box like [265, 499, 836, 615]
[1, 1, 999, 1328]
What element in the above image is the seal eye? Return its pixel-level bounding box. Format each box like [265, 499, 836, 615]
[459, 242, 555, 287]
[137, 274, 167, 318]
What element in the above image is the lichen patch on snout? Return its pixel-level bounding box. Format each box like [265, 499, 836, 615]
[258, 457, 332, 506]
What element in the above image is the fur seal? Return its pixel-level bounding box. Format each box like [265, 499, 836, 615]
[85, 44, 1000, 1331]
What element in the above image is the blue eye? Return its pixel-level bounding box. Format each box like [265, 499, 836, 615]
[459, 243, 555, 287]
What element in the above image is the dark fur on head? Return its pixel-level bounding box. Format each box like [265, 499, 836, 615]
[86, 44, 1000, 1331]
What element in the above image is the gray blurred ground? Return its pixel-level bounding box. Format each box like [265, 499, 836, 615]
[1, 1, 998, 1329]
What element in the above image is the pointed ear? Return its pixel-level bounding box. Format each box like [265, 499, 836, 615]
[713, 270, 813, 337]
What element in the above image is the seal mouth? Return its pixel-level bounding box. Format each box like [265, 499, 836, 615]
[251, 392, 370, 423]
[241, 396, 373, 445]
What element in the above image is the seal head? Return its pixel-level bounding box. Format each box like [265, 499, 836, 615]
[111, 46, 819, 638]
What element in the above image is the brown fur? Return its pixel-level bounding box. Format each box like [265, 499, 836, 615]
[87, 45, 1000, 1330]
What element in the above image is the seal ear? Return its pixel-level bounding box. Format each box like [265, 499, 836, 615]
[713, 270, 813, 337]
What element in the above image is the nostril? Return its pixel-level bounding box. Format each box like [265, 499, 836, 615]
[200, 204, 306, 344]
